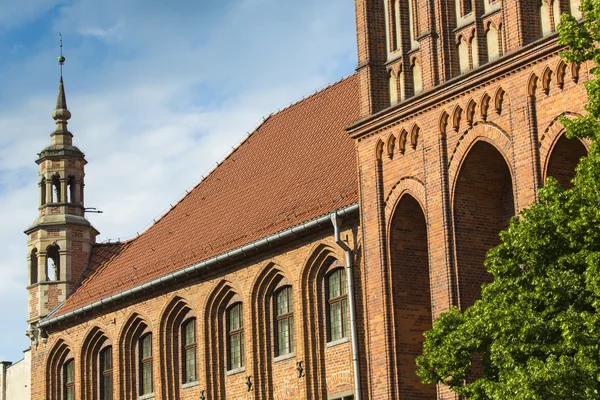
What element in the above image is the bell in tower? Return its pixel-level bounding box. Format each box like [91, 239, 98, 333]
[24, 40, 99, 333]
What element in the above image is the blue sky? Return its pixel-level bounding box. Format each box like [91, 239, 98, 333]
[0, 0, 357, 363]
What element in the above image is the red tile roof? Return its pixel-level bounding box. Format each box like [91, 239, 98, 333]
[54, 74, 359, 317]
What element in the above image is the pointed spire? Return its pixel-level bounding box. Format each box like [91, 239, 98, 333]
[56, 76, 68, 111]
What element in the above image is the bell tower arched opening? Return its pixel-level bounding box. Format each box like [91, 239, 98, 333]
[454, 141, 514, 309]
[389, 194, 436, 399]
[46, 244, 60, 282]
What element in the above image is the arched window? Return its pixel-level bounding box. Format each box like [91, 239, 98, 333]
[462, 0, 472, 15]
[182, 318, 197, 383]
[327, 268, 349, 342]
[41, 178, 47, 206]
[275, 286, 294, 356]
[139, 333, 153, 396]
[30, 249, 38, 285]
[47, 244, 60, 281]
[63, 359, 75, 400]
[227, 303, 244, 370]
[412, 61, 423, 95]
[51, 175, 61, 203]
[486, 25, 501, 61]
[67, 176, 75, 204]
[458, 36, 470, 73]
[100, 346, 113, 400]
[540, 1, 552, 36]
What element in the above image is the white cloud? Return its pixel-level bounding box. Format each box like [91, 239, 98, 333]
[0, 0, 357, 362]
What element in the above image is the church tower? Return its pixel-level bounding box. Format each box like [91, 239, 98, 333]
[25, 48, 98, 330]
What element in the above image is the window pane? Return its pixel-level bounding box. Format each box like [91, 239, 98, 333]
[142, 334, 152, 359]
[342, 298, 349, 338]
[142, 361, 152, 394]
[289, 316, 295, 352]
[277, 289, 288, 316]
[184, 319, 195, 346]
[329, 271, 340, 299]
[229, 304, 239, 331]
[185, 348, 196, 382]
[101, 348, 112, 371]
[101, 373, 113, 400]
[66, 386, 74, 400]
[277, 318, 289, 355]
[288, 287, 293, 312]
[230, 333, 241, 369]
[340, 269, 348, 296]
[65, 361, 74, 383]
[330, 302, 342, 341]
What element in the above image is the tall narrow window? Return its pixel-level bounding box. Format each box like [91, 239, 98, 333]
[139, 334, 153, 395]
[393, 0, 401, 50]
[408, 0, 418, 49]
[182, 319, 197, 383]
[47, 244, 60, 281]
[30, 249, 38, 285]
[275, 286, 294, 356]
[486, 25, 500, 61]
[67, 176, 75, 204]
[570, 0, 582, 19]
[540, 1, 552, 36]
[389, 72, 399, 106]
[228, 303, 244, 370]
[327, 269, 349, 342]
[412, 61, 423, 95]
[458, 37, 470, 73]
[63, 360, 74, 400]
[51, 175, 61, 203]
[100, 347, 113, 400]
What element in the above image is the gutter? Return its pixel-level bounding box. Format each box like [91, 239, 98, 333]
[38, 203, 360, 329]
[331, 212, 362, 400]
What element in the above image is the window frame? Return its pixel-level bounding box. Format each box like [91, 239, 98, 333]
[139, 333, 153, 396]
[326, 267, 349, 342]
[181, 318, 197, 384]
[227, 302, 244, 370]
[274, 285, 295, 357]
[99, 345, 113, 400]
[63, 359, 75, 400]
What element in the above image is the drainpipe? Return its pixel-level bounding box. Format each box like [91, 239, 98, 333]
[331, 212, 361, 400]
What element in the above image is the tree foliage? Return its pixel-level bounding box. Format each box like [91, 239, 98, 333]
[416, 2, 600, 398]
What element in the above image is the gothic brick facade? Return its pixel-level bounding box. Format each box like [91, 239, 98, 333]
[27, 1, 589, 399]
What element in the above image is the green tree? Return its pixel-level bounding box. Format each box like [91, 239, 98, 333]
[416, 2, 600, 398]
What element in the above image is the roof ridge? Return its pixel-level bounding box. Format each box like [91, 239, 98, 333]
[97, 73, 357, 245]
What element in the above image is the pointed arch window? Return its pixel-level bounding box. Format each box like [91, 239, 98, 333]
[100, 346, 113, 400]
[139, 333, 153, 396]
[182, 318, 197, 383]
[275, 286, 294, 356]
[63, 359, 75, 400]
[67, 176, 76, 204]
[327, 268, 349, 342]
[227, 303, 244, 370]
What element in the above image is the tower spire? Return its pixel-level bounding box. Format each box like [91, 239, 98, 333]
[52, 34, 71, 141]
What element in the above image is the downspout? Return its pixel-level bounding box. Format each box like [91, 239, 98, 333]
[330, 212, 361, 400]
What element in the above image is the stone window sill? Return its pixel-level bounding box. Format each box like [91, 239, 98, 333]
[182, 380, 199, 389]
[138, 393, 155, 400]
[226, 366, 245, 376]
[274, 352, 296, 363]
[326, 337, 350, 348]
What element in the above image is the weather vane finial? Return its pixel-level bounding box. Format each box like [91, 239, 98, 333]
[58, 33, 65, 77]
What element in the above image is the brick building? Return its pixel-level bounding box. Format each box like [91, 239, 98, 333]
[23, 1, 589, 399]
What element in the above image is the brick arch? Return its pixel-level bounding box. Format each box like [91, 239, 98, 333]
[480, 92, 491, 120]
[80, 325, 111, 400]
[386, 132, 397, 159]
[250, 261, 296, 399]
[452, 137, 515, 309]
[448, 122, 513, 197]
[203, 279, 242, 399]
[398, 127, 409, 154]
[118, 312, 152, 400]
[541, 65, 553, 95]
[46, 339, 74, 400]
[384, 177, 427, 225]
[387, 192, 436, 399]
[410, 123, 421, 149]
[555, 59, 567, 89]
[159, 295, 194, 400]
[299, 243, 346, 399]
[375, 138, 385, 161]
[539, 112, 589, 188]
